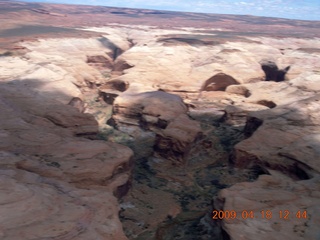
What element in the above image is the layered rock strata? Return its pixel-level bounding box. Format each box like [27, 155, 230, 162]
[0, 19, 320, 239]
[0, 57, 133, 239]
[109, 91, 202, 162]
[214, 171, 320, 240]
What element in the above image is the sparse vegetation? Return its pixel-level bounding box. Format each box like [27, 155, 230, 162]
[101, 71, 111, 79]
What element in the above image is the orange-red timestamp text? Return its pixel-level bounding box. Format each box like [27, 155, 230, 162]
[212, 210, 308, 220]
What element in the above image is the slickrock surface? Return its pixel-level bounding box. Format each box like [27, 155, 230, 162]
[215, 171, 320, 240]
[234, 93, 320, 174]
[0, 80, 133, 239]
[0, 159, 128, 240]
[1, 1, 320, 239]
[110, 91, 201, 162]
[0, 26, 134, 239]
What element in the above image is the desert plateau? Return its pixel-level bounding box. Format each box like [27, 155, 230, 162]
[0, 0, 320, 239]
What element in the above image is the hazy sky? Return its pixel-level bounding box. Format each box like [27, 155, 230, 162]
[19, 0, 320, 20]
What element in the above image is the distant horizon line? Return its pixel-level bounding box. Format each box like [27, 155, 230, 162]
[8, 0, 320, 22]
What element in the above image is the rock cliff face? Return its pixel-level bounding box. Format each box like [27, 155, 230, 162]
[0, 162, 128, 240]
[0, 80, 133, 239]
[215, 171, 320, 240]
[0, 35, 134, 239]
[109, 91, 202, 162]
[234, 93, 320, 175]
[1, 2, 320, 239]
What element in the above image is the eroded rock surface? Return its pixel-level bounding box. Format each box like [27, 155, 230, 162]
[0, 159, 128, 240]
[0, 39, 133, 239]
[1, 4, 320, 239]
[109, 91, 202, 162]
[210, 54, 320, 239]
[234, 93, 320, 176]
[215, 171, 320, 240]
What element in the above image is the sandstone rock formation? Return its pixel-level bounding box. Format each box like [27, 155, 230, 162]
[109, 91, 202, 162]
[225, 84, 251, 97]
[233, 93, 320, 176]
[67, 97, 86, 113]
[1, 2, 320, 239]
[0, 44, 133, 239]
[0, 159, 128, 240]
[210, 47, 320, 239]
[214, 171, 320, 240]
[99, 79, 129, 104]
[201, 73, 239, 92]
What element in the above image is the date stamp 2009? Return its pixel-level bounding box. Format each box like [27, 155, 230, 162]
[212, 210, 308, 220]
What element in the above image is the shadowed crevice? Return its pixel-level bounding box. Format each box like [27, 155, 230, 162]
[260, 60, 290, 82]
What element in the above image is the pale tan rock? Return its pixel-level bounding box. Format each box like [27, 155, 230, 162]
[244, 81, 313, 106]
[247, 37, 320, 79]
[234, 94, 320, 174]
[290, 72, 320, 91]
[0, 50, 133, 239]
[1, 23, 320, 240]
[0, 82, 134, 184]
[112, 91, 188, 124]
[0, 166, 128, 240]
[278, 133, 320, 174]
[14, 37, 123, 93]
[95, 31, 320, 106]
[214, 171, 320, 240]
[226, 84, 251, 97]
[110, 91, 201, 162]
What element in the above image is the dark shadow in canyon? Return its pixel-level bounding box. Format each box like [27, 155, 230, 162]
[1, 1, 319, 239]
[98, 36, 128, 61]
[3, 78, 318, 240]
[1, 66, 319, 240]
[260, 60, 291, 82]
[0, 78, 100, 137]
[227, 98, 319, 181]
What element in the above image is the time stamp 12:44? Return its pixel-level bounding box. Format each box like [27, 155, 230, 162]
[212, 210, 308, 220]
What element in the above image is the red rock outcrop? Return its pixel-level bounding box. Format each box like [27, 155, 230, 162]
[201, 73, 239, 91]
[0, 159, 128, 240]
[214, 171, 320, 240]
[215, 63, 320, 239]
[1, 6, 320, 238]
[109, 91, 202, 163]
[87, 54, 113, 69]
[233, 93, 320, 177]
[0, 67, 133, 239]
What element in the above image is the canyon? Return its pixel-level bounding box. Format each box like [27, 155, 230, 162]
[0, 1, 320, 239]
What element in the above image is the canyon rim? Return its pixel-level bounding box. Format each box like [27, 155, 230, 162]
[0, 1, 320, 239]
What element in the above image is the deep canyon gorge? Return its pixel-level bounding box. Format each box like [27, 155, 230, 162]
[0, 1, 320, 239]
